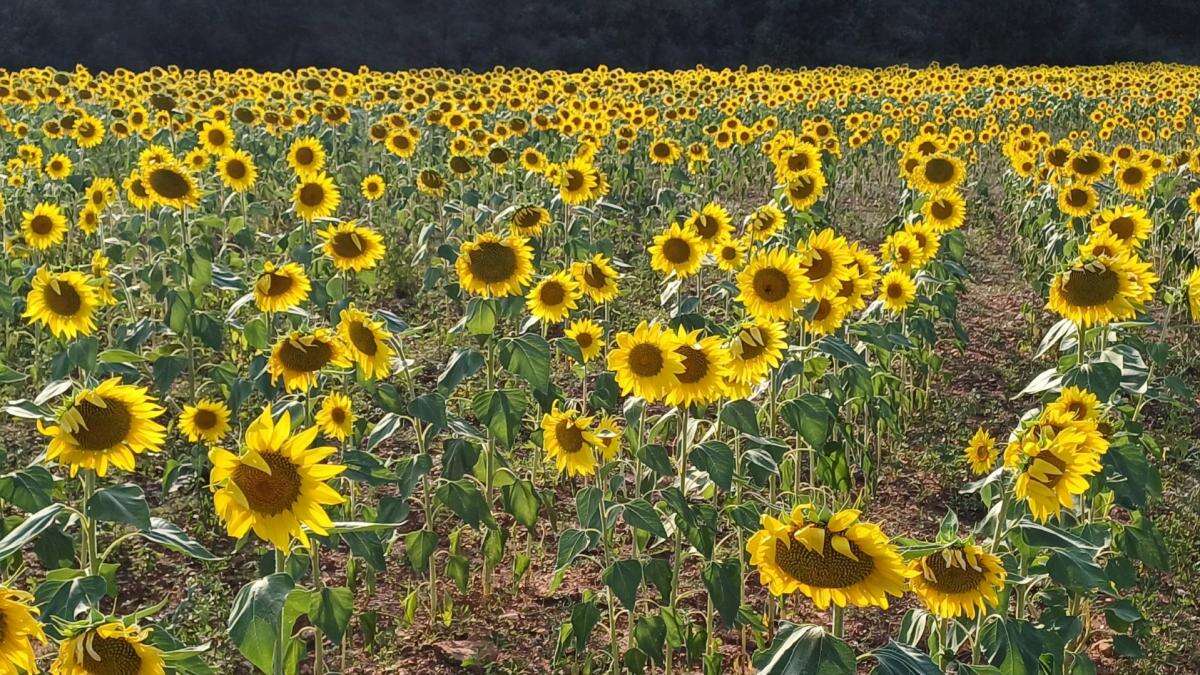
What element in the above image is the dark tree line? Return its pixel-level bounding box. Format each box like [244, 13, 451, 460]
[1, 0, 1198, 71]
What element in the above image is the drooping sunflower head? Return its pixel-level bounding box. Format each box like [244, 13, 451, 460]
[316, 392, 355, 441]
[318, 220, 386, 272]
[268, 329, 348, 392]
[21, 202, 68, 250]
[909, 544, 1006, 619]
[43, 378, 166, 477]
[526, 271, 581, 324]
[648, 222, 705, 279]
[209, 405, 345, 548]
[293, 171, 341, 222]
[179, 399, 232, 444]
[666, 327, 732, 407]
[1047, 255, 1140, 327]
[337, 305, 395, 379]
[964, 427, 997, 475]
[607, 321, 686, 403]
[417, 168, 447, 197]
[23, 267, 100, 338]
[540, 402, 600, 477]
[737, 247, 811, 321]
[253, 261, 311, 313]
[52, 621, 164, 675]
[509, 204, 550, 237]
[747, 504, 907, 609]
[570, 253, 621, 303]
[455, 232, 535, 298]
[565, 318, 605, 362]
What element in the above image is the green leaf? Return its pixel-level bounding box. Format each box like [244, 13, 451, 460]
[0, 504, 64, 561]
[780, 394, 833, 448]
[471, 388, 528, 448]
[570, 600, 601, 653]
[719, 400, 760, 435]
[97, 348, 147, 364]
[501, 479, 539, 529]
[311, 586, 354, 644]
[228, 573, 295, 674]
[690, 441, 734, 491]
[556, 528, 591, 570]
[408, 393, 447, 433]
[87, 484, 151, 530]
[752, 623, 855, 675]
[980, 617, 1044, 675]
[869, 641, 940, 674]
[436, 479, 494, 529]
[701, 558, 741, 629]
[0, 465, 55, 512]
[438, 348, 484, 394]
[34, 570, 107, 630]
[1062, 361, 1122, 400]
[404, 529, 438, 572]
[141, 518, 221, 561]
[633, 613, 667, 667]
[500, 333, 552, 391]
[364, 412, 402, 450]
[446, 554, 470, 592]
[622, 499, 667, 539]
[603, 559, 642, 610]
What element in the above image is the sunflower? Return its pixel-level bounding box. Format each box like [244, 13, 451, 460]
[21, 202, 68, 250]
[337, 305, 395, 379]
[880, 270, 916, 313]
[24, 267, 99, 338]
[555, 158, 600, 205]
[416, 168, 447, 197]
[1188, 268, 1200, 321]
[199, 119, 235, 154]
[713, 236, 747, 272]
[1091, 205, 1152, 248]
[86, 177, 117, 211]
[881, 230, 926, 273]
[798, 228, 855, 300]
[52, 622, 164, 675]
[1045, 386, 1101, 423]
[595, 415, 623, 462]
[209, 405, 345, 548]
[520, 147, 548, 173]
[541, 402, 600, 477]
[1190, 188, 1200, 215]
[684, 202, 733, 249]
[565, 318, 605, 361]
[316, 393, 354, 441]
[268, 329, 348, 392]
[287, 136, 326, 175]
[922, 191, 967, 232]
[124, 171, 153, 210]
[1005, 417, 1104, 522]
[0, 588, 44, 674]
[727, 319, 786, 385]
[667, 327, 732, 407]
[1113, 160, 1153, 197]
[737, 247, 811, 320]
[293, 171, 341, 221]
[649, 222, 704, 278]
[964, 427, 997, 475]
[839, 243, 880, 311]
[909, 544, 1006, 619]
[184, 147, 210, 172]
[747, 504, 907, 609]
[360, 174, 386, 201]
[608, 321, 685, 403]
[42, 377, 165, 477]
[1078, 231, 1129, 260]
[455, 232, 535, 298]
[911, 153, 965, 193]
[570, 253, 621, 303]
[1057, 182, 1097, 218]
[144, 161, 200, 210]
[318, 220, 386, 272]
[253, 261, 311, 313]
[510, 205, 550, 237]
[802, 296, 850, 336]
[648, 137, 682, 165]
[784, 170, 826, 211]
[45, 152, 72, 179]
[1069, 148, 1110, 182]
[526, 271, 581, 323]
[217, 149, 257, 192]
[179, 399, 232, 444]
[1047, 255, 1142, 326]
[77, 205, 101, 235]
[746, 203, 786, 242]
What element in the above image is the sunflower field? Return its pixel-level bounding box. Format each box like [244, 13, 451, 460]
[0, 63, 1196, 675]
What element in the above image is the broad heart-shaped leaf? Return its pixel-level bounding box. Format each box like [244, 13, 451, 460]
[471, 388, 528, 448]
[435, 479, 495, 529]
[500, 332, 551, 391]
[556, 528, 591, 570]
[437, 347, 484, 394]
[364, 412, 403, 450]
[780, 394, 833, 448]
[570, 600, 601, 653]
[753, 622, 855, 675]
[603, 559, 642, 610]
[1062, 361, 1122, 401]
[311, 586, 354, 644]
[501, 478, 540, 529]
[33, 570, 108, 633]
[622, 498, 667, 539]
[404, 529, 438, 572]
[1016, 366, 1062, 398]
[228, 573, 295, 674]
[0, 503, 64, 561]
[87, 484, 151, 530]
[408, 393, 447, 434]
[141, 517, 221, 561]
[690, 441, 734, 491]
[701, 558, 741, 629]
[980, 616, 1044, 675]
[718, 400, 760, 435]
[815, 335, 868, 369]
[0, 465, 55, 512]
[868, 640, 940, 674]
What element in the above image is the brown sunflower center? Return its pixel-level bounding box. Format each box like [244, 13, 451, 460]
[753, 268, 790, 302]
[80, 634, 143, 675]
[922, 553, 987, 594]
[70, 396, 132, 451]
[278, 338, 333, 373]
[804, 249, 833, 281]
[331, 231, 366, 259]
[930, 199, 954, 220]
[774, 533, 876, 589]
[694, 214, 720, 239]
[513, 208, 542, 231]
[574, 332, 594, 348]
[347, 321, 379, 356]
[789, 176, 816, 200]
[299, 182, 326, 207]
[1107, 216, 1135, 240]
[1072, 154, 1100, 175]
[736, 332, 766, 361]
[207, 129, 226, 146]
[812, 299, 832, 321]
[1120, 166, 1144, 186]
[887, 282, 905, 299]
[147, 167, 190, 199]
[232, 451, 302, 516]
[44, 279, 83, 316]
[628, 343, 665, 377]
[468, 242, 518, 283]
[261, 271, 293, 297]
[295, 147, 315, 166]
[538, 281, 566, 306]
[565, 170, 585, 192]
[662, 238, 693, 265]
[923, 157, 954, 185]
[652, 142, 671, 158]
[554, 419, 586, 453]
[786, 153, 810, 172]
[582, 263, 608, 289]
[1061, 266, 1119, 307]
[193, 408, 218, 430]
[30, 214, 55, 235]
[674, 345, 710, 385]
[225, 159, 247, 179]
[330, 407, 347, 425]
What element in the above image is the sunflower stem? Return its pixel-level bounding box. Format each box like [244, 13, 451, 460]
[311, 542, 326, 675]
[831, 604, 844, 638]
[82, 470, 99, 576]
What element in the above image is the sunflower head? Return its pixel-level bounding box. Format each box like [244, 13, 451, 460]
[43, 378, 166, 477]
[319, 220, 386, 272]
[909, 544, 1005, 619]
[53, 622, 164, 675]
[455, 232, 535, 298]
